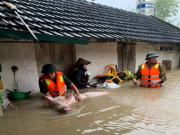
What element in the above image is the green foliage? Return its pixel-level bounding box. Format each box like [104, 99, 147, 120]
[154, 0, 179, 22]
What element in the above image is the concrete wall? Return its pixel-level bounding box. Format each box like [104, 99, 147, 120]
[135, 42, 180, 71]
[1, 41, 178, 92]
[0, 43, 39, 92]
[75, 42, 118, 80]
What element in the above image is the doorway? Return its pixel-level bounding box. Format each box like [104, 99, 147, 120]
[34, 43, 75, 76]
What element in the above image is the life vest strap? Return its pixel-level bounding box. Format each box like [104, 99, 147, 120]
[141, 79, 160, 82]
[49, 91, 60, 94]
[141, 80, 151, 82]
[142, 64, 145, 69]
[59, 85, 66, 94]
[155, 64, 159, 68]
[49, 85, 66, 95]
[141, 63, 159, 69]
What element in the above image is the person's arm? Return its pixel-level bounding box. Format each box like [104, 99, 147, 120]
[69, 83, 82, 102]
[132, 65, 141, 85]
[63, 75, 82, 101]
[44, 92, 53, 98]
[150, 79, 162, 86]
[159, 64, 166, 83]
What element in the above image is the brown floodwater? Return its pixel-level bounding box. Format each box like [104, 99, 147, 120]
[1, 69, 180, 135]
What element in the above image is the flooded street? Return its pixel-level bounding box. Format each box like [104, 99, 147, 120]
[1, 69, 180, 135]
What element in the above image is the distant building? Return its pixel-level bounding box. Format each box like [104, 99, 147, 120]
[136, 0, 155, 16]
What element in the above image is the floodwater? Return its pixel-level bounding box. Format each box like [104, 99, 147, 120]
[1, 69, 180, 135]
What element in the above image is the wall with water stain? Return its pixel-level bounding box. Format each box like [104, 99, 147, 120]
[135, 42, 180, 71]
[0, 43, 39, 92]
[0, 41, 179, 92]
[75, 42, 118, 80]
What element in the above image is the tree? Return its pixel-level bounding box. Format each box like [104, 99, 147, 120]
[154, 0, 179, 22]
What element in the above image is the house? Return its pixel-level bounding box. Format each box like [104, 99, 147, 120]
[0, 0, 180, 92]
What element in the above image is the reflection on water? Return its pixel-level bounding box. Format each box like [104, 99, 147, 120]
[1, 69, 180, 135]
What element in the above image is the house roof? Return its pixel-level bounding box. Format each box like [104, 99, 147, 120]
[0, 0, 180, 43]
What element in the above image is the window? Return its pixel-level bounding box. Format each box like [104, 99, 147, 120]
[160, 47, 164, 51]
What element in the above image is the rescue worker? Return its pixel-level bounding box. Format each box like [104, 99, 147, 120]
[72, 58, 91, 89]
[39, 64, 81, 101]
[133, 52, 166, 88]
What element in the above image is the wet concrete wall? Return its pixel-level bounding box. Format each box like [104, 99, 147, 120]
[0, 43, 39, 92]
[1, 41, 178, 92]
[135, 42, 180, 71]
[75, 42, 118, 80]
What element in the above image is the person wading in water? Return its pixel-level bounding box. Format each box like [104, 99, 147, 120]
[133, 52, 166, 88]
[39, 64, 82, 101]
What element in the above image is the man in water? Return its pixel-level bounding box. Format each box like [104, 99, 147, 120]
[133, 52, 166, 88]
[39, 64, 81, 101]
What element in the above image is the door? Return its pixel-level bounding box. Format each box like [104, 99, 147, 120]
[117, 44, 136, 73]
[34, 43, 75, 76]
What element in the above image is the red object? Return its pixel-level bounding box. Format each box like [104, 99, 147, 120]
[105, 79, 111, 83]
[96, 74, 106, 77]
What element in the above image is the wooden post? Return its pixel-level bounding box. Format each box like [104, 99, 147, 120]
[117, 44, 123, 72]
[0, 103, 3, 116]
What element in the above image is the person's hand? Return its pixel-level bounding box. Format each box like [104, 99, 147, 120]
[133, 78, 139, 86]
[87, 85, 90, 88]
[75, 94, 82, 102]
[150, 79, 162, 86]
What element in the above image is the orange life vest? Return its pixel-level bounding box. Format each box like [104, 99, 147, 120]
[140, 62, 161, 88]
[40, 72, 66, 97]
